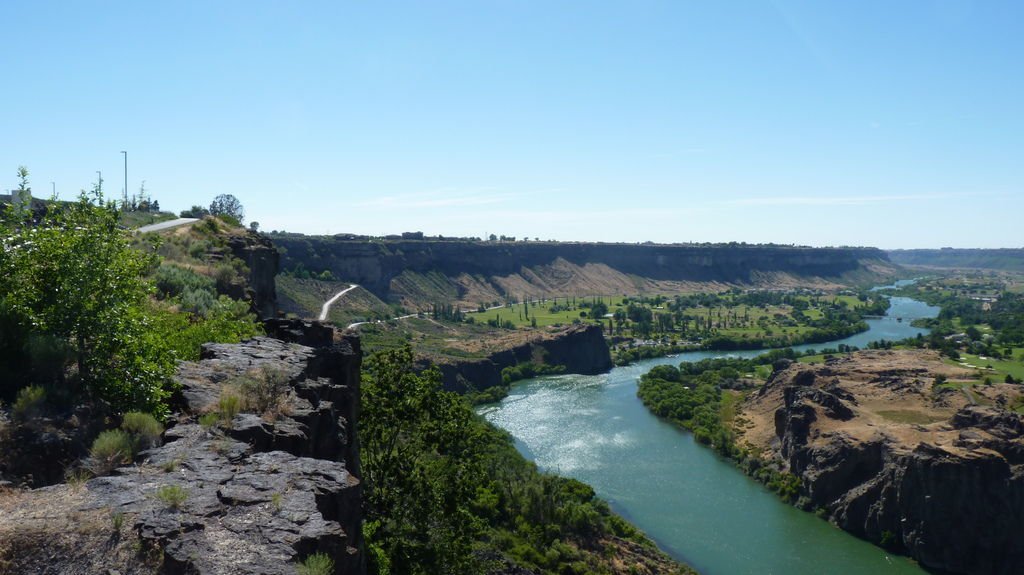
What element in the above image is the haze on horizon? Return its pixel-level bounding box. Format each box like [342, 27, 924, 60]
[2, 1, 1022, 250]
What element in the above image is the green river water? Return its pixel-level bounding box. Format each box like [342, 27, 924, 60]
[479, 294, 938, 574]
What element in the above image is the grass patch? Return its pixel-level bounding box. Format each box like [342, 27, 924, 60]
[89, 430, 135, 475]
[11, 386, 46, 421]
[154, 485, 188, 509]
[296, 552, 334, 575]
[876, 409, 947, 425]
[121, 412, 163, 451]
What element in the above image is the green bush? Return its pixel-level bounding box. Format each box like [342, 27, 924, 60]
[180, 286, 217, 316]
[147, 297, 261, 361]
[0, 193, 175, 418]
[296, 553, 334, 575]
[121, 411, 164, 451]
[90, 429, 134, 475]
[11, 385, 46, 421]
[153, 264, 215, 300]
[154, 484, 188, 509]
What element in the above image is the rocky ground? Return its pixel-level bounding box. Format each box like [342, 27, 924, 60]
[739, 349, 1024, 575]
[0, 326, 364, 574]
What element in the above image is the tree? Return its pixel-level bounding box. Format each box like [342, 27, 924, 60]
[16, 166, 30, 193]
[180, 205, 210, 218]
[361, 346, 486, 574]
[249, 221, 260, 233]
[0, 191, 175, 416]
[209, 194, 244, 222]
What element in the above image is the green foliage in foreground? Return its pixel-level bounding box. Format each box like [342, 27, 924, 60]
[0, 189, 263, 419]
[362, 346, 685, 575]
[0, 192, 175, 416]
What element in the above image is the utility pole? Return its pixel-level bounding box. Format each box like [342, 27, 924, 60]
[121, 151, 128, 208]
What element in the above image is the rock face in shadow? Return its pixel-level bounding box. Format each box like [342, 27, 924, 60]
[761, 353, 1024, 575]
[424, 324, 613, 392]
[0, 325, 365, 575]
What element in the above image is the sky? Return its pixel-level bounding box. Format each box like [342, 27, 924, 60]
[2, 1, 1022, 249]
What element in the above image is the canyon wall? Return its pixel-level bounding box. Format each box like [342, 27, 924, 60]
[422, 323, 613, 392]
[888, 248, 1024, 271]
[273, 237, 892, 303]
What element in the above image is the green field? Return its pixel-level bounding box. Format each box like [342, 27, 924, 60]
[945, 349, 1024, 382]
[466, 296, 617, 328]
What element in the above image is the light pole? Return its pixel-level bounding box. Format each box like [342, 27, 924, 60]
[121, 151, 128, 208]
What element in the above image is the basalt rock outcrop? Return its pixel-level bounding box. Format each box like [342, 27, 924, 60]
[228, 232, 280, 319]
[423, 324, 613, 392]
[0, 325, 365, 575]
[746, 350, 1024, 575]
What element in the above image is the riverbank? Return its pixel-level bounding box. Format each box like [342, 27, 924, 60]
[480, 293, 938, 574]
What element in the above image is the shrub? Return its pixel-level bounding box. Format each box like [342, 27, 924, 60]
[296, 553, 334, 575]
[154, 484, 188, 509]
[180, 286, 217, 317]
[89, 429, 134, 475]
[11, 385, 46, 421]
[213, 263, 240, 294]
[121, 411, 164, 451]
[236, 366, 291, 415]
[153, 264, 215, 300]
[187, 239, 211, 259]
[218, 391, 242, 424]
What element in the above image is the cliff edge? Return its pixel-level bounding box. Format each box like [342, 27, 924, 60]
[740, 350, 1024, 575]
[0, 326, 364, 575]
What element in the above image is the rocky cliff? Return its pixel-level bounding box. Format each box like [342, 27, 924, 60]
[273, 236, 894, 306]
[888, 248, 1024, 271]
[420, 323, 613, 392]
[742, 350, 1024, 575]
[0, 324, 365, 575]
[229, 232, 280, 319]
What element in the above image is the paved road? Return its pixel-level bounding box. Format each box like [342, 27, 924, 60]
[319, 284, 360, 321]
[136, 218, 199, 234]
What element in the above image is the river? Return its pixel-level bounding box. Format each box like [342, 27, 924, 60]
[478, 294, 939, 575]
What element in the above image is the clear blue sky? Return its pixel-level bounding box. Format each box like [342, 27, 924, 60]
[3, 1, 1021, 248]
